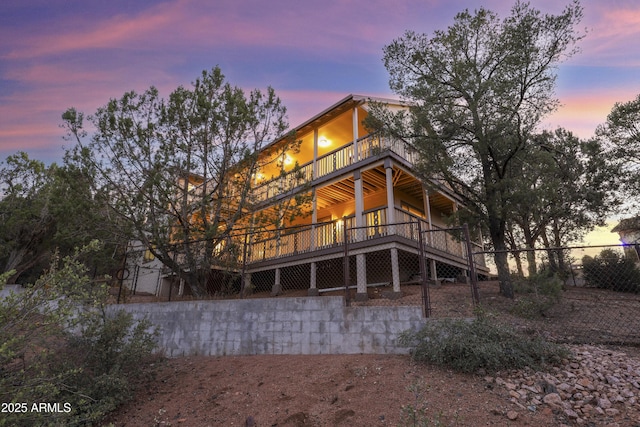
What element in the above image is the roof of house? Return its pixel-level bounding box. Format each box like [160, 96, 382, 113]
[261, 94, 405, 153]
[612, 216, 640, 233]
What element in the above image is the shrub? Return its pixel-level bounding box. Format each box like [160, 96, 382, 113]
[511, 272, 563, 318]
[0, 243, 159, 427]
[582, 249, 640, 293]
[399, 318, 568, 374]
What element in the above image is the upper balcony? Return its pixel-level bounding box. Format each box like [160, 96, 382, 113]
[252, 133, 419, 204]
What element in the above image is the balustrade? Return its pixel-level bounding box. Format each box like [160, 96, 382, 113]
[252, 134, 416, 203]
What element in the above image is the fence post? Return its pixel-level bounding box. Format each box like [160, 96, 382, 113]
[240, 232, 249, 298]
[343, 216, 351, 306]
[116, 245, 128, 304]
[463, 223, 480, 306]
[417, 220, 431, 317]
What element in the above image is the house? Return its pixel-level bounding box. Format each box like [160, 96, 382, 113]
[124, 94, 489, 299]
[612, 216, 640, 245]
[242, 95, 488, 300]
[612, 216, 640, 262]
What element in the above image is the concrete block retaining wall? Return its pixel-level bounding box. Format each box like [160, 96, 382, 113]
[110, 296, 426, 357]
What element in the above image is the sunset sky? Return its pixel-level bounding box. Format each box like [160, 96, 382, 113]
[1, 0, 640, 168]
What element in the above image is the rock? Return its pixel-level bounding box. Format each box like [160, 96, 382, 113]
[506, 410, 519, 420]
[605, 408, 621, 416]
[597, 397, 612, 409]
[564, 408, 579, 419]
[543, 393, 563, 407]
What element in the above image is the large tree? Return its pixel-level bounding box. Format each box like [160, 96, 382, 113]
[596, 93, 640, 209]
[507, 129, 619, 275]
[63, 67, 293, 297]
[368, 1, 584, 297]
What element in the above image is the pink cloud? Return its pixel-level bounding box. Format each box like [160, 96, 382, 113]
[3, 3, 178, 60]
[574, 5, 640, 66]
[544, 90, 640, 138]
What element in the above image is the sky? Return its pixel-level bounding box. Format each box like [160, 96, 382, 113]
[2, 0, 640, 165]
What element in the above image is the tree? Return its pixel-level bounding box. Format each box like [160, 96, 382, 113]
[367, 1, 584, 297]
[63, 67, 294, 298]
[596, 93, 640, 208]
[0, 153, 123, 284]
[582, 248, 640, 293]
[507, 129, 619, 275]
[0, 153, 54, 283]
[0, 243, 158, 426]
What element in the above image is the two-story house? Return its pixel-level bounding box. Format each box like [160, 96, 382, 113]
[123, 94, 488, 300]
[241, 94, 488, 301]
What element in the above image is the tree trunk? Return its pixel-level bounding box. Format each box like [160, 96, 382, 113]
[522, 227, 538, 276]
[505, 225, 524, 277]
[540, 231, 558, 273]
[489, 218, 514, 298]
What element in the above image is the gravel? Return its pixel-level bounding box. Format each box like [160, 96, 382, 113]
[486, 345, 640, 426]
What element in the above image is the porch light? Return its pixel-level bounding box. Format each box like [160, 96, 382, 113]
[318, 137, 330, 147]
[284, 155, 293, 165]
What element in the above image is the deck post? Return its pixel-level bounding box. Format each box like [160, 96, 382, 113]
[385, 159, 395, 235]
[355, 253, 368, 301]
[271, 267, 282, 296]
[308, 262, 319, 296]
[390, 247, 401, 297]
[354, 170, 364, 242]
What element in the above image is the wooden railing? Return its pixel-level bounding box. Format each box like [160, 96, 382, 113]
[252, 134, 417, 203]
[242, 205, 487, 269]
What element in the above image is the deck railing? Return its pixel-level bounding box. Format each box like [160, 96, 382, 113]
[252, 134, 417, 203]
[245, 206, 486, 268]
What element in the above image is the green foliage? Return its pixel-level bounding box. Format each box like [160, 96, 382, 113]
[0, 152, 123, 284]
[0, 244, 158, 427]
[368, 1, 585, 298]
[597, 93, 640, 202]
[511, 272, 563, 318]
[62, 67, 295, 297]
[399, 318, 568, 374]
[398, 381, 456, 427]
[582, 249, 640, 293]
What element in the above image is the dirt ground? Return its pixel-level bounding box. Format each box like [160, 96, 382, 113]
[104, 282, 640, 427]
[104, 353, 566, 427]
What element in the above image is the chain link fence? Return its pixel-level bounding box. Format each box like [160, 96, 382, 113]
[115, 223, 640, 345]
[116, 220, 483, 319]
[474, 244, 640, 346]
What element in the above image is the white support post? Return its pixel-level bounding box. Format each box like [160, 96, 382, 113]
[390, 247, 401, 295]
[430, 259, 437, 282]
[271, 267, 282, 296]
[243, 272, 252, 296]
[313, 128, 318, 179]
[355, 253, 368, 301]
[385, 159, 395, 234]
[353, 106, 359, 162]
[424, 190, 433, 245]
[354, 170, 364, 242]
[311, 188, 317, 250]
[308, 262, 318, 296]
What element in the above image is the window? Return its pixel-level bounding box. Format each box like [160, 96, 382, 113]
[401, 201, 425, 218]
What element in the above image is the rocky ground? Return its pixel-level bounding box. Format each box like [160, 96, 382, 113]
[104, 344, 640, 427]
[486, 344, 640, 427]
